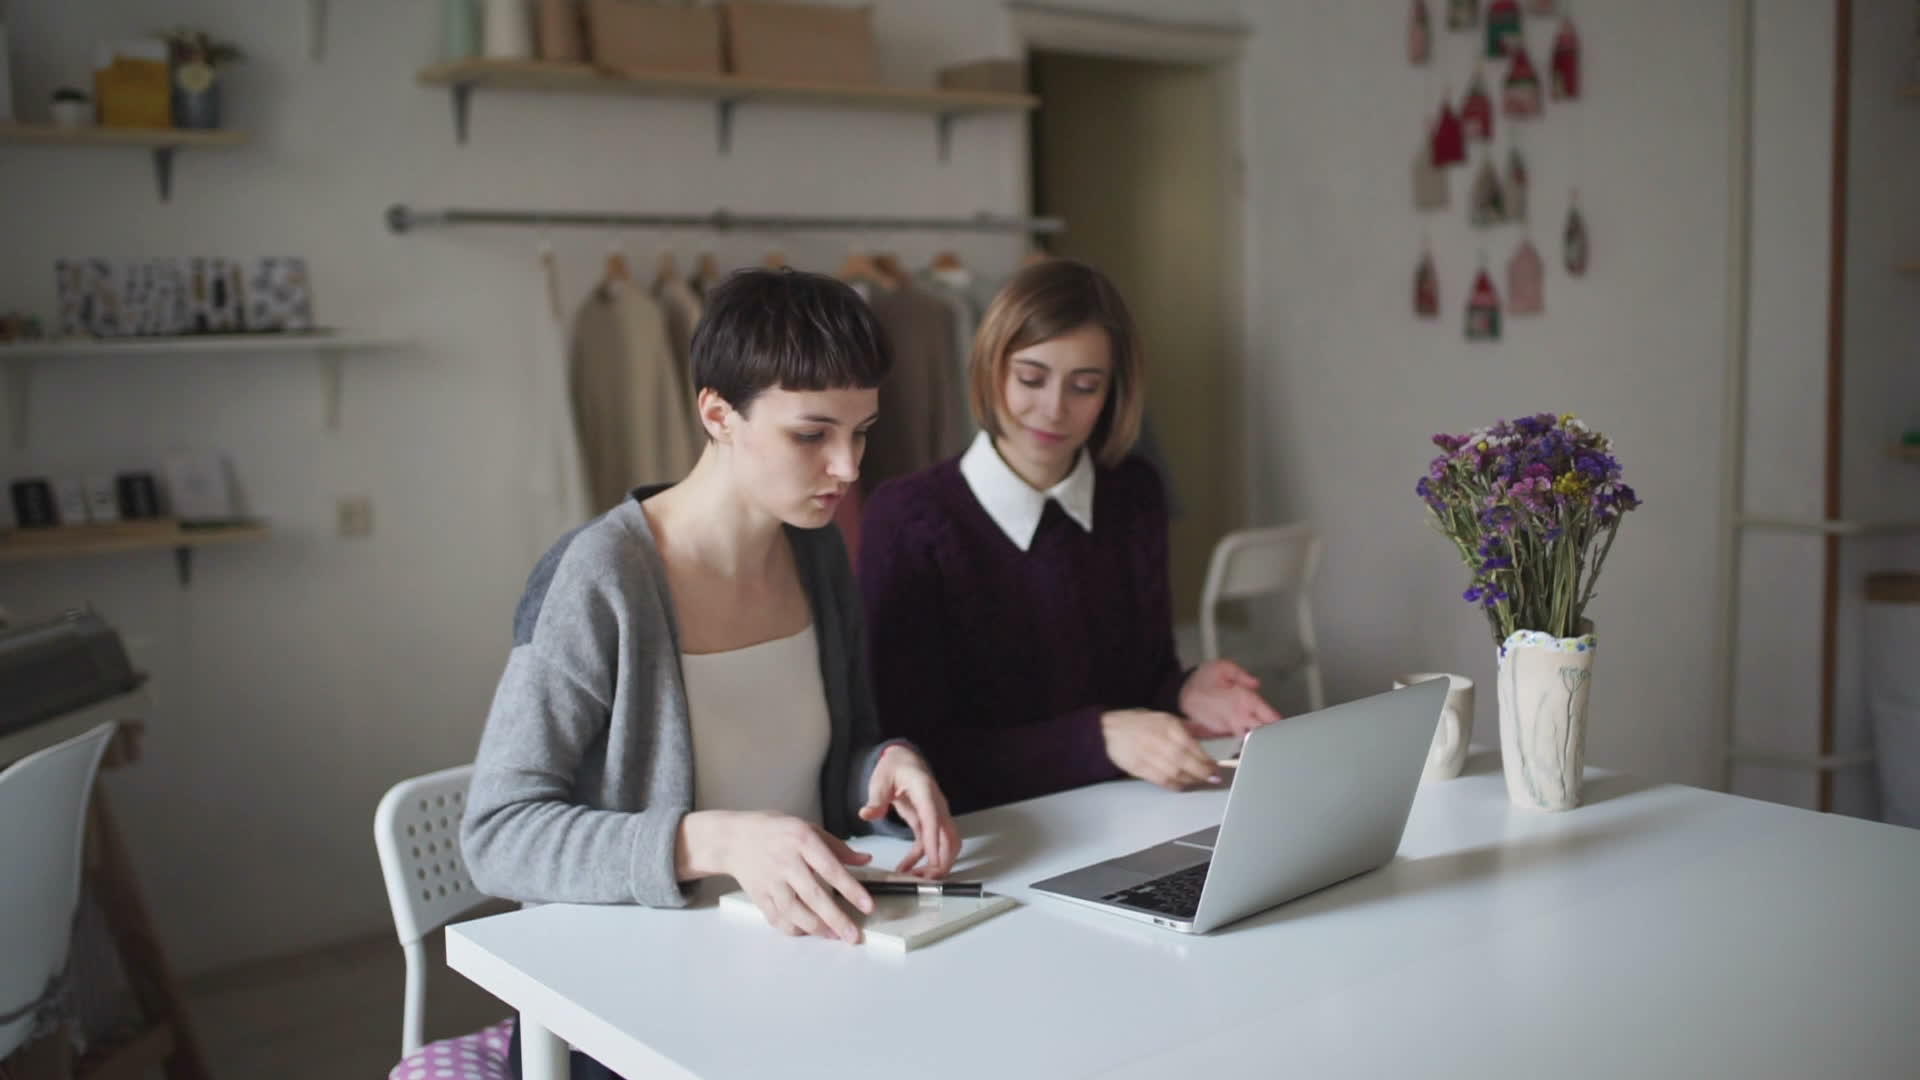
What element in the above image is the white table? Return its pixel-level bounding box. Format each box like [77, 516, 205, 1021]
[447, 752, 1920, 1079]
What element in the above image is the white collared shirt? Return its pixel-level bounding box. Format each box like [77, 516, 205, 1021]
[958, 430, 1095, 552]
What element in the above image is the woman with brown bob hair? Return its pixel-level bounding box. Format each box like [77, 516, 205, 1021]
[857, 259, 1280, 814]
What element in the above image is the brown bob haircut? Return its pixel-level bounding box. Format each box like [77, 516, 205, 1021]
[969, 258, 1144, 468]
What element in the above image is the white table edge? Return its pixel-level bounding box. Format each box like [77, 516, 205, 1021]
[448, 915, 700, 1080]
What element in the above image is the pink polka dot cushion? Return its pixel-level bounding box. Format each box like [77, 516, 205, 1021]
[387, 1018, 514, 1080]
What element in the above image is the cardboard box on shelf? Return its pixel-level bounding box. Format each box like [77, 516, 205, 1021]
[722, 2, 876, 85]
[585, 0, 723, 76]
[937, 58, 1026, 95]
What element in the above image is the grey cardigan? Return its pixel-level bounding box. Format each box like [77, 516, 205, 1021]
[461, 488, 905, 907]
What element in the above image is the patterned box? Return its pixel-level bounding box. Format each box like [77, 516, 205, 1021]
[55, 258, 123, 337]
[186, 256, 245, 333]
[244, 257, 315, 332]
[117, 258, 191, 335]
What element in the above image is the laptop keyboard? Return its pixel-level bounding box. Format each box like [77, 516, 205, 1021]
[1103, 861, 1210, 920]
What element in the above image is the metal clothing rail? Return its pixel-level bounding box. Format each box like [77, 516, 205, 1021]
[384, 204, 1065, 236]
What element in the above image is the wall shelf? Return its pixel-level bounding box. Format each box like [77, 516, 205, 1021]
[0, 123, 247, 201]
[0, 519, 269, 586]
[1890, 444, 1920, 463]
[1898, 262, 1920, 274]
[1737, 515, 1920, 537]
[0, 331, 401, 360]
[1726, 745, 1876, 773]
[0, 332, 410, 447]
[416, 59, 1038, 160]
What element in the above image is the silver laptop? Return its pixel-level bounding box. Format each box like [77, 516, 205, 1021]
[1030, 678, 1449, 934]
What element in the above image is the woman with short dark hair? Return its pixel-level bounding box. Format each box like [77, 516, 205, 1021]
[465, 267, 960, 944]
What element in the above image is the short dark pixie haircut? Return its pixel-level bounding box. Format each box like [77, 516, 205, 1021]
[689, 268, 893, 417]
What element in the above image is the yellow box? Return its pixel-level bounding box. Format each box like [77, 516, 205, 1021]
[94, 41, 172, 129]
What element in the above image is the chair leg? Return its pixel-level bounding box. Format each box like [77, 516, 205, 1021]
[401, 944, 428, 1057]
[84, 792, 213, 1080]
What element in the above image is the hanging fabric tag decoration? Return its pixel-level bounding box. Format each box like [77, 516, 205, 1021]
[1447, 0, 1479, 32]
[1485, 0, 1523, 57]
[1551, 16, 1581, 100]
[1507, 238, 1544, 315]
[1469, 154, 1506, 226]
[1415, 247, 1441, 318]
[1563, 190, 1590, 275]
[1410, 0, 1432, 64]
[1503, 45, 1544, 118]
[1466, 264, 1502, 341]
[1413, 136, 1451, 210]
[1461, 67, 1495, 142]
[1432, 98, 1467, 167]
[1505, 144, 1530, 222]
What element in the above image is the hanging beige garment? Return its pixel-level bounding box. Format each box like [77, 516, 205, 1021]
[652, 273, 702, 377]
[570, 279, 701, 511]
[918, 271, 979, 458]
[652, 273, 704, 442]
[651, 273, 706, 474]
[862, 281, 959, 492]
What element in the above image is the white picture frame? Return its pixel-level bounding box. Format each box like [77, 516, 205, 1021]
[163, 451, 238, 522]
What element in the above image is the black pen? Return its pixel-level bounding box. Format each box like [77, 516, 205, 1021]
[862, 880, 985, 898]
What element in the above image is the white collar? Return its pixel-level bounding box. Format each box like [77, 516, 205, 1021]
[958, 430, 1095, 551]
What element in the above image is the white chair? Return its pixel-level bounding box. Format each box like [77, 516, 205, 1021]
[373, 764, 512, 1079]
[0, 722, 115, 1061]
[1198, 525, 1327, 713]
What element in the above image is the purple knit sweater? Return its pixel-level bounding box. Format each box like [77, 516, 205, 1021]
[858, 455, 1188, 814]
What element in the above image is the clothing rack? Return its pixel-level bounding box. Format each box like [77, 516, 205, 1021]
[384, 204, 1065, 236]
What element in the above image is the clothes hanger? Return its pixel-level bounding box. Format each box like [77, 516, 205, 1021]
[653, 249, 679, 289]
[928, 248, 972, 289]
[872, 252, 908, 290]
[603, 236, 632, 286]
[836, 245, 879, 283]
[537, 230, 563, 323]
[762, 249, 790, 270]
[694, 252, 722, 290]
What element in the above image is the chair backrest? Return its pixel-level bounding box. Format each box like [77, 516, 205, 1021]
[374, 764, 483, 946]
[0, 722, 115, 1059]
[373, 764, 487, 1056]
[1201, 525, 1321, 604]
[1199, 525, 1326, 711]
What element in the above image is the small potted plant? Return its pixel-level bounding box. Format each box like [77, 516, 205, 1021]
[50, 86, 94, 129]
[160, 28, 243, 130]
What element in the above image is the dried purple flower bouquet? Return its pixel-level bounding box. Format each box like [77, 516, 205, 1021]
[1417, 413, 1641, 646]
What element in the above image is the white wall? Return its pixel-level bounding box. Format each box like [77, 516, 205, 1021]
[0, 0, 1866, 974]
[1235, 0, 1743, 794]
